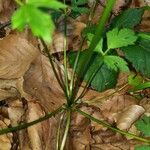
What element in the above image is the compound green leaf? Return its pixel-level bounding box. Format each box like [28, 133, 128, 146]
[122, 38, 150, 78]
[68, 51, 118, 92]
[12, 5, 55, 42]
[28, 0, 67, 10]
[107, 28, 137, 49]
[104, 55, 129, 72]
[135, 115, 150, 136]
[110, 8, 145, 29]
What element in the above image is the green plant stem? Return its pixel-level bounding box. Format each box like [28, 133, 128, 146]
[104, 48, 111, 55]
[72, 0, 117, 102]
[0, 106, 63, 135]
[63, 0, 70, 101]
[60, 109, 71, 150]
[15, 0, 23, 6]
[69, 1, 102, 104]
[56, 111, 65, 150]
[77, 0, 117, 78]
[76, 108, 150, 144]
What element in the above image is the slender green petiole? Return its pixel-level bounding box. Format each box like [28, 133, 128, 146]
[73, 0, 117, 101]
[40, 39, 66, 93]
[76, 108, 150, 144]
[63, 11, 70, 101]
[0, 106, 63, 135]
[56, 110, 65, 150]
[60, 109, 71, 150]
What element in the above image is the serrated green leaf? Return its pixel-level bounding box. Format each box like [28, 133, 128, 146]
[135, 115, 150, 136]
[104, 55, 129, 72]
[110, 8, 145, 29]
[12, 5, 55, 42]
[135, 145, 150, 150]
[68, 51, 118, 92]
[122, 38, 150, 78]
[28, 0, 67, 10]
[107, 28, 137, 49]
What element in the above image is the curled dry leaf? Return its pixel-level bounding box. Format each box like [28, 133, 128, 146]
[116, 105, 145, 130]
[0, 120, 12, 150]
[0, 34, 39, 79]
[94, 93, 138, 123]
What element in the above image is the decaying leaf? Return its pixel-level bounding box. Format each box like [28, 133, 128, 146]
[8, 99, 24, 126]
[0, 120, 12, 150]
[116, 105, 145, 130]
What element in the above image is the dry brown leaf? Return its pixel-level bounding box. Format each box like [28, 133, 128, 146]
[89, 92, 138, 123]
[0, 88, 18, 101]
[24, 54, 65, 111]
[69, 126, 91, 150]
[116, 105, 145, 130]
[0, 0, 15, 23]
[0, 34, 39, 79]
[72, 105, 92, 131]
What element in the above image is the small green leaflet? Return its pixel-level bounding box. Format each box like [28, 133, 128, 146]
[107, 28, 137, 49]
[12, 5, 55, 42]
[27, 0, 67, 10]
[104, 55, 129, 72]
[135, 115, 150, 136]
[135, 145, 150, 150]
